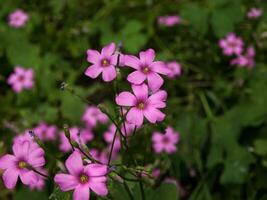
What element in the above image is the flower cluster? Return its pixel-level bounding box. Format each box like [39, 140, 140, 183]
[158, 15, 181, 27]
[7, 66, 34, 93]
[219, 33, 256, 69]
[8, 9, 29, 28]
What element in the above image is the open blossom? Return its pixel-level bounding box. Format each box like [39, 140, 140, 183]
[166, 61, 182, 79]
[8, 9, 29, 28]
[158, 15, 181, 27]
[59, 127, 94, 153]
[116, 84, 167, 126]
[7, 66, 34, 93]
[85, 43, 118, 82]
[54, 151, 108, 200]
[0, 141, 45, 189]
[82, 106, 108, 128]
[152, 127, 180, 154]
[219, 33, 244, 56]
[247, 8, 263, 19]
[124, 49, 170, 91]
[34, 122, 57, 141]
[231, 46, 256, 68]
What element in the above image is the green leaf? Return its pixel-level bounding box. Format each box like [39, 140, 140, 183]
[49, 187, 72, 200]
[13, 187, 47, 200]
[254, 140, 267, 156]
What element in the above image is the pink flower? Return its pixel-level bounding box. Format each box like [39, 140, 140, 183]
[231, 46, 256, 68]
[152, 127, 180, 154]
[34, 122, 57, 141]
[0, 141, 45, 189]
[124, 49, 170, 91]
[219, 33, 244, 56]
[59, 127, 94, 153]
[158, 15, 181, 27]
[166, 61, 182, 79]
[8, 9, 29, 28]
[54, 151, 108, 200]
[82, 106, 108, 128]
[103, 124, 121, 151]
[7, 66, 34, 93]
[116, 84, 167, 126]
[247, 8, 263, 19]
[85, 43, 118, 82]
[89, 149, 109, 164]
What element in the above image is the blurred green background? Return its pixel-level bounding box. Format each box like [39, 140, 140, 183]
[1, 0, 267, 199]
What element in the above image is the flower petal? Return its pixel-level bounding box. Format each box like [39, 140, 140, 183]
[102, 66, 117, 82]
[87, 50, 100, 64]
[20, 170, 38, 185]
[12, 140, 30, 158]
[127, 71, 146, 85]
[89, 182, 108, 196]
[54, 174, 78, 191]
[85, 164, 107, 177]
[85, 65, 102, 79]
[66, 151, 83, 175]
[124, 55, 141, 70]
[116, 92, 136, 106]
[139, 49, 155, 64]
[101, 43, 116, 56]
[144, 107, 165, 123]
[2, 168, 19, 189]
[150, 61, 170, 75]
[148, 90, 167, 108]
[126, 107, 144, 126]
[73, 185, 90, 200]
[0, 154, 16, 169]
[147, 72, 163, 92]
[132, 84, 148, 100]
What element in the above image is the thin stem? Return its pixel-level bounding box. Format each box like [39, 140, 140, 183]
[108, 129, 118, 165]
[123, 181, 134, 200]
[31, 168, 49, 179]
[139, 180, 146, 200]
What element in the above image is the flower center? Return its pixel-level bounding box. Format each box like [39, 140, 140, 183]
[137, 102, 145, 110]
[18, 161, 27, 169]
[18, 75, 25, 82]
[101, 59, 110, 67]
[162, 136, 170, 144]
[79, 174, 89, 184]
[142, 67, 149, 74]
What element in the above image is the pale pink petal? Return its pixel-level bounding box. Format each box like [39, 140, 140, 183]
[144, 107, 165, 123]
[126, 107, 144, 126]
[66, 151, 83, 175]
[150, 61, 170, 75]
[87, 50, 101, 64]
[127, 71, 146, 85]
[20, 170, 38, 185]
[0, 154, 16, 169]
[101, 43, 116, 56]
[132, 84, 148, 100]
[152, 132, 163, 142]
[89, 182, 108, 196]
[116, 92, 136, 106]
[102, 66, 117, 82]
[148, 90, 167, 108]
[54, 174, 78, 191]
[73, 185, 90, 200]
[124, 55, 141, 70]
[12, 141, 30, 158]
[139, 49, 155, 64]
[85, 164, 107, 176]
[2, 168, 19, 189]
[85, 65, 103, 79]
[147, 72, 164, 92]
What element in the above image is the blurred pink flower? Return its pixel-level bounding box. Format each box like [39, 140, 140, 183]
[247, 8, 263, 19]
[166, 61, 182, 79]
[82, 106, 108, 128]
[152, 126, 180, 154]
[116, 84, 167, 126]
[85, 43, 118, 82]
[90, 149, 109, 164]
[54, 151, 108, 200]
[7, 66, 34, 93]
[34, 122, 57, 141]
[59, 127, 94, 153]
[219, 33, 244, 56]
[103, 124, 121, 151]
[231, 46, 256, 68]
[29, 168, 47, 191]
[124, 49, 170, 91]
[8, 9, 29, 28]
[0, 141, 45, 189]
[158, 15, 181, 27]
